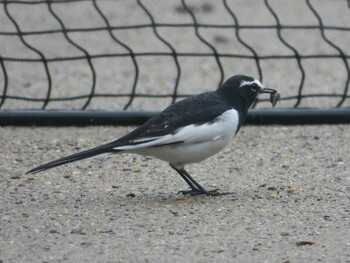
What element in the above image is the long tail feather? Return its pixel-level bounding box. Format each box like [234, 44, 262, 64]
[26, 143, 119, 174]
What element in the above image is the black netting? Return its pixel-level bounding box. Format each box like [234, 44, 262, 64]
[0, 0, 349, 114]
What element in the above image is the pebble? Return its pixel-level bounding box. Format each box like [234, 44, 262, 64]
[296, 240, 315, 246]
[270, 193, 278, 199]
[96, 228, 113, 234]
[323, 215, 331, 221]
[71, 227, 86, 235]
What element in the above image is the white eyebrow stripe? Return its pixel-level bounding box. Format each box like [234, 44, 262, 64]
[240, 79, 265, 89]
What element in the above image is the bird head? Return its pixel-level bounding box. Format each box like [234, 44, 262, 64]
[218, 75, 280, 111]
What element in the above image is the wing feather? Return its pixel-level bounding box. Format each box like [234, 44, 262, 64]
[112, 91, 231, 147]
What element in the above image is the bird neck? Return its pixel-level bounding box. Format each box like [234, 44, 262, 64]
[218, 91, 249, 133]
[232, 95, 249, 128]
[220, 91, 249, 115]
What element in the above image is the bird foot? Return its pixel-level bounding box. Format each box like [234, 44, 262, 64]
[178, 188, 228, 196]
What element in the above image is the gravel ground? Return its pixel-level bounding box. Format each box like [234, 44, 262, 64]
[1, 124, 349, 262]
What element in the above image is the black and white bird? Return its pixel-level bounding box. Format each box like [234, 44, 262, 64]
[27, 75, 280, 196]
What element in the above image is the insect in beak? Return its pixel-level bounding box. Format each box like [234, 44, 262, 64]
[259, 88, 280, 107]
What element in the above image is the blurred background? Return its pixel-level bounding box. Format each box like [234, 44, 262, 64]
[0, 0, 349, 113]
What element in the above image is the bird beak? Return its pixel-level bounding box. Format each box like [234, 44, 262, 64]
[259, 87, 280, 107]
[259, 87, 275, 94]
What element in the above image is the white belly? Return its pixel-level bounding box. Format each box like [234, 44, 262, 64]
[136, 136, 232, 165]
[128, 109, 239, 166]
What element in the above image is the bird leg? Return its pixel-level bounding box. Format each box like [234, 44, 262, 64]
[170, 165, 221, 196]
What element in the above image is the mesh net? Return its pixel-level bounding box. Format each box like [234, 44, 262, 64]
[0, 0, 349, 112]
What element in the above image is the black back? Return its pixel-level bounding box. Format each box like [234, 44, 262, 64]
[116, 91, 232, 145]
[116, 75, 259, 145]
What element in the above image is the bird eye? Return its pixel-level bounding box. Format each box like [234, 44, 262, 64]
[251, 84, 259, 92]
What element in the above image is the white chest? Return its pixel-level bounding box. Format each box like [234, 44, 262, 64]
[134, 109, 239, 166]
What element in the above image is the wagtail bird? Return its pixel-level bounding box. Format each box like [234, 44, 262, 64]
[27, 75, 280, 196]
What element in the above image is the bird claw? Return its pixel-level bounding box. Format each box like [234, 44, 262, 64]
[178, 188, 228, 196]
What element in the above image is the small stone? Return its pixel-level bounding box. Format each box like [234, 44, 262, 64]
[287, 188, 295, 194]
[80, 242, 92, 247]
[170, 210, 179, 216]
[96, 228, 113, 234]
[270, 193, 278, 199]
[323, 215, 331, 221]
[71, 227, 86, 235]
[126, 193, 136, 198]
[254, 193, 263, 199]
[296, 240, 315, 246]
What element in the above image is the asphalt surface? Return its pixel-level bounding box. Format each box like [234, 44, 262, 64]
[1, 1, 349, 262]
[1, 125, 349, 262]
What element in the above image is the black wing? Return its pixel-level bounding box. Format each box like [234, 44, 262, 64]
[115, 90, 232, 144]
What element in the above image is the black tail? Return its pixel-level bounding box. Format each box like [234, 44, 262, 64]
[26, 142, 119, 174]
